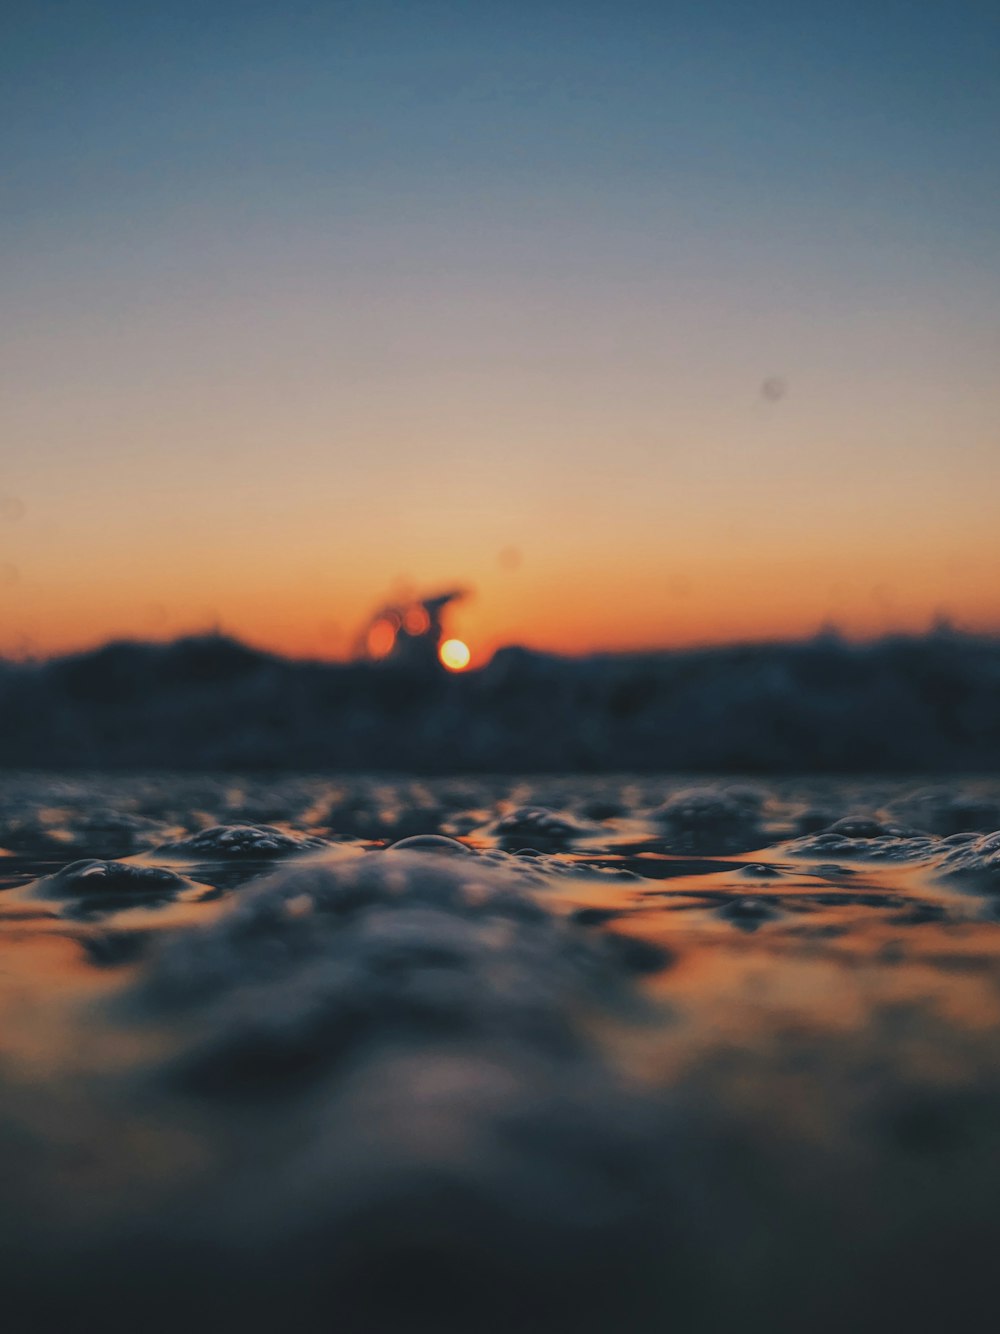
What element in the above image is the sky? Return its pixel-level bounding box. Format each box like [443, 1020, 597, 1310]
[1, 0, 998, 662]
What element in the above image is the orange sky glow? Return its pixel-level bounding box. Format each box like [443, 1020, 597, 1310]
[2, 510, 998, 665]
[3, 280, 997, 664]
[3, 6, 999, 664]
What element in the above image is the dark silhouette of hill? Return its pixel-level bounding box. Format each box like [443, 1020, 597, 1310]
[1, 629, 998, 772]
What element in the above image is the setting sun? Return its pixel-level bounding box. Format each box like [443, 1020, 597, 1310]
[439, 638, 471, 672]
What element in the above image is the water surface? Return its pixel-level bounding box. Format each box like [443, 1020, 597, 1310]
[2, 773, 999, 1333]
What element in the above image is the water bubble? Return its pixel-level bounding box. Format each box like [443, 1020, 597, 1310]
[387, 834, 475, 857]
[31, 858, 193, 905]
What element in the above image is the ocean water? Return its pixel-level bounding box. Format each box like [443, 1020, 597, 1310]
[2, 773, 1000, 1333]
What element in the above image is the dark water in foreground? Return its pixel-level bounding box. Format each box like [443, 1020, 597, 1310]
[2, 773, 1000, 1333]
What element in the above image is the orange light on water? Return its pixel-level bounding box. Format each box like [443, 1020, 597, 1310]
[439, 638, 471, 671]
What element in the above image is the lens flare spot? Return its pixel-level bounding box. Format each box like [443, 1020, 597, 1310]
[404, 606, 431, 635]
[367, 619, 396, 659]
[439, 638, 471, 672]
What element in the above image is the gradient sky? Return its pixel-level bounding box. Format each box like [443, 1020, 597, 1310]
[2, 0, 998, 662]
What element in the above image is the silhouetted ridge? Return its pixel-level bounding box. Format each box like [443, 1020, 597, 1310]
[48, 634, 277, 705]
[1, 631, 998, 771]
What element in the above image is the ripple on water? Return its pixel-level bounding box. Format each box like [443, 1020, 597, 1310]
[935, 830, 1000, 893]
[651, 785, 766, 854]
[155, 823, 330, 860]
[489, 805, 594, 850]
[781, 816, 942, 864]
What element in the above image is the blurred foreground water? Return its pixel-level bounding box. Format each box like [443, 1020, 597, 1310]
[2, 773, 1000, 1333]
